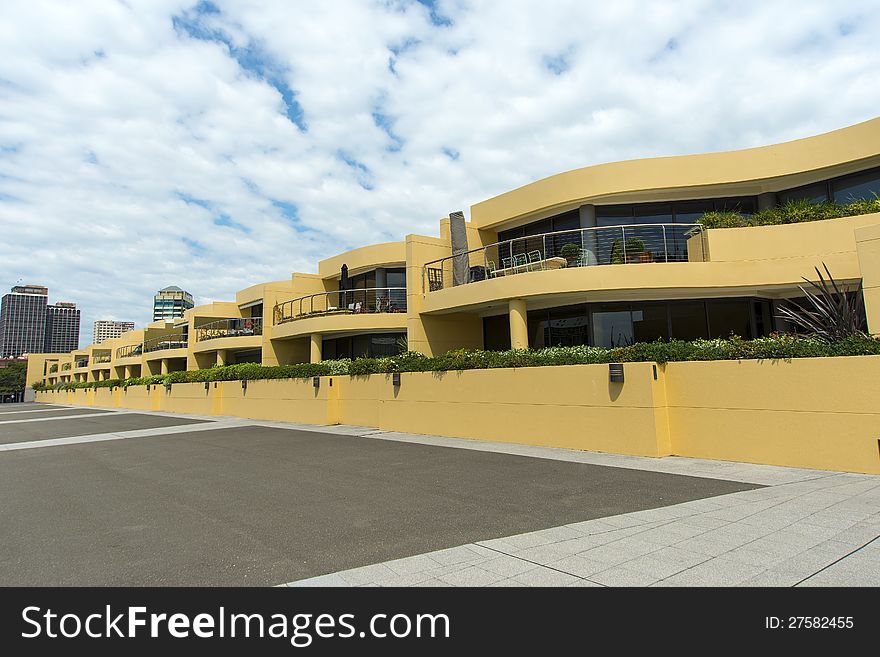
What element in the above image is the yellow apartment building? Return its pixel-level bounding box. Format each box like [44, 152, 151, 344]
[28, 117, 880, 389]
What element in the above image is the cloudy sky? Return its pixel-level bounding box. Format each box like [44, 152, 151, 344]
[1, 0, 879, 345]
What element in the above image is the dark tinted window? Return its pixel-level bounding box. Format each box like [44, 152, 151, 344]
[778, 181, 829, 205]
[673, 200, 714, 224]
[548, 305, 589, 346]
[707, 299, 752, 339]
[483, 315, 511, 351]
[233, 349, 262, 364]
[632, 304, 669, 343]
[596, 205, 634, 227]
[715, 197, 756, 214]
[322, 333, 405, 359]
[591, 306, 633, 348]
[528, 310, 549, 349]
[670, 302, 708, 341]
[832, 168, 880, 203]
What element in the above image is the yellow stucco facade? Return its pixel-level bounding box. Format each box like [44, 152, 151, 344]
[24, 118, 880, 472]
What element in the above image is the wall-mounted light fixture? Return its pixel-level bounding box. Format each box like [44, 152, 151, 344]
[392, 372, 401, 387]
[241, 379, 248, 391]
[313, 377, 320, 389]
[165, 383, 172, 392]
[609, 363, 624, 383]
[205, 382, 210, 392]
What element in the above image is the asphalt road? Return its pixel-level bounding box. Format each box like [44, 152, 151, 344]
[0, 415, 759, 585]
[0, 412, 207, 444]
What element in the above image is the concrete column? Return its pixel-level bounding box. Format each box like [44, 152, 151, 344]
[216, 350, 228, 367]
[579, 204, 598, 263]
[161, 359, 169, 375]
[509, 299, 528, 350]
[310, 333, 322, 363]
[757, 192, 777, 211]
[578, 203, 597, 229]
[124, 366, 132, 380]
[375, 267, 387, 310]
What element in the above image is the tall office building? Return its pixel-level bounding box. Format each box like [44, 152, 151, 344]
[0, 285, 49, 358]
[153, 286, 194, 321]
[45, 302, 81, 353]
[93, 319, 135, 344]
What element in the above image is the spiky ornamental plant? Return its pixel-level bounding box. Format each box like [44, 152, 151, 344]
[776, 264, 867, 341]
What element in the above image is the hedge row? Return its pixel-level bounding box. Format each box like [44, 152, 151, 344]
[34, 334, 880, 391]
[697, 197, 880, 229]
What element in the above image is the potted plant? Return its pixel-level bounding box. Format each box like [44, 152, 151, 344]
[559, 242, 581, 267]
[624, 237, 645, 263]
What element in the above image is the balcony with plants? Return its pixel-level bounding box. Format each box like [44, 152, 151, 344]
[274, 288, 408, 324]
[142, 333, 188, 357]
[422, 223, 705, 293]
[115, 344, 143, 360]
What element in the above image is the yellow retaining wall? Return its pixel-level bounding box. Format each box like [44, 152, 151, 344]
[664, 357, 880, 474]
[35, 356, 880, 474]
[335, 363, 668, 457]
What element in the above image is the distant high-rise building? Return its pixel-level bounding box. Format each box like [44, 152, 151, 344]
[93, 319, 135, 344]
[45, 302, 81, 353]
[153, 286, 194, 321]
[0, 285, 49, 358]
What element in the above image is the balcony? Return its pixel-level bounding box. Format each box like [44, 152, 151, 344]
[195, 317, 263, 342]
[61, 363, 72, 371]
[422, 223, 706, 292]
[93, 354, 111, 364]
[143, 333, 188, 353]
[274, 288, 407, 325]
[116, 344, 143, 359]
[74, 359, 89, 368]
[48, 364, 58, 373]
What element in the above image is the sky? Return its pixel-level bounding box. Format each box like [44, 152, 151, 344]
[1, 0, 879, 346]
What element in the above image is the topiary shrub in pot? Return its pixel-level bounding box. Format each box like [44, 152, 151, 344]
[559, 242, 581, 266]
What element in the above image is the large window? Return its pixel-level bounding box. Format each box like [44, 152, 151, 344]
[482, 298, 775, 351]
[322, 332, 405, 360]
[832, 168, 880, 203]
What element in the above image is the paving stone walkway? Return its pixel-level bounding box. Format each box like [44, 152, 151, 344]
[282, 434, 880, 587]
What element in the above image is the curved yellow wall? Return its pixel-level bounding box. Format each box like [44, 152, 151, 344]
[318, 241, 406, 278]
[271, 312, 407, 341]
[472, 117, 880, 229]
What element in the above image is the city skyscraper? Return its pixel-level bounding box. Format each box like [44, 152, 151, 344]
[45, 302, 81, 353]
[93, 319, 135, 344]
[0, 285, 49, 358]
[153, 286, 194, 321]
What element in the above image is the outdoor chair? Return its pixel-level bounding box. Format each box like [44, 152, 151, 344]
[486, 260, 497, 278]
[512, 252, 528, 273]
[527, 250, 544, 271]
[578, 249, 598, 267]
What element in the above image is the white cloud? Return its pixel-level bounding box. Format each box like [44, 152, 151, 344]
[1, 0, 878, 344]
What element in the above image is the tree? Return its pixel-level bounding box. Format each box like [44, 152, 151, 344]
[0, 361, 27, 393]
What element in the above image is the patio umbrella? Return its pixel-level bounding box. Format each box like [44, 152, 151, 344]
[340, 264, 349, 309]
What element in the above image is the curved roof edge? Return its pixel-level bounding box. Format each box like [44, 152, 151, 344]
[471, 116, 880, 230]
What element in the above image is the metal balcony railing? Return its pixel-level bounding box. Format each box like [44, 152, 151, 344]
[75, 359, 89, 368]
[143, 333, 188, 353]
[61, 363, 72, 371]
[274, 288, 407, 325]
[422, 223, 706, 292]
[93, 354, 111, 364]
[195, 317, 263, 342]
[116, 344, 143, 359]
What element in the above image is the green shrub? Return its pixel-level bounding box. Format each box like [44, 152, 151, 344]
[697, 211, 751, 229]
[560, 243, 581, 263]
[31, 335, 880, 392]
[698, 196, 880, 230]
